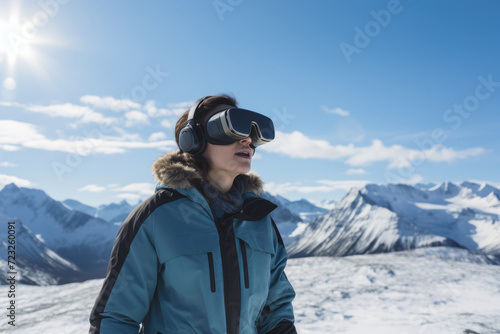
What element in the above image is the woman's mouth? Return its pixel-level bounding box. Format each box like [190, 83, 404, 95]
[235, 151, 251, 159]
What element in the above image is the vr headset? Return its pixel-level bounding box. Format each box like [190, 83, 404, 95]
[179, 96, 275, 155]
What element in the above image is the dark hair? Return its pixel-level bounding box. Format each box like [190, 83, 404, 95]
[174, 94, 238, 178]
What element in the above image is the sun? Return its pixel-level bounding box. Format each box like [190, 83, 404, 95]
[0, 2, 34, 75]
[0, 1, 62, 88]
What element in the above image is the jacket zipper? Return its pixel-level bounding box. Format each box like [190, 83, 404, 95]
[193, 182, 242, 333]
[217, 217, 241, 333]
[239, 239, 249, 289]
[207, 252, 216, 293]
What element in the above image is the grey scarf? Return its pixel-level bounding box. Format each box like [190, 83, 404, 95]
[202, 179, 244, 219]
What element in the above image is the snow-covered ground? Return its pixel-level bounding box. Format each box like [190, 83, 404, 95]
[0, 279, 101, 333]
[288, 248, 500, 334]
[1, 247, 499, 333]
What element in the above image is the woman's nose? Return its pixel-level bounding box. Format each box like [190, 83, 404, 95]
[239, 136, 252, 145]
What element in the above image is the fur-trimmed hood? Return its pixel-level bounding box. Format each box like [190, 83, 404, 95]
[152, 150, 264, 196]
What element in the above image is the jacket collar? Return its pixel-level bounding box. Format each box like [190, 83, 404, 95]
[152, 151, 270, 218]
[152, 150, 264, 196]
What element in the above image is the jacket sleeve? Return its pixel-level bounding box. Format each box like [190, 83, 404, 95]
[89, 209, 159, 334]
[257, 219, 297, 334]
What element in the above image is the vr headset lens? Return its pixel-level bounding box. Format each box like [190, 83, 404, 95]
[206, 108, 275, 147]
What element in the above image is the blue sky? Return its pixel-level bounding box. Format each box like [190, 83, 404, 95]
[0, 0, 499, 207]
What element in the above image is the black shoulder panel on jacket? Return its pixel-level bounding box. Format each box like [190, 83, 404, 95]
[89, 189, 185, 333]
[270, 217, 285, 247]
[266, 320, 297, 334]
[237, 198, 277, 221]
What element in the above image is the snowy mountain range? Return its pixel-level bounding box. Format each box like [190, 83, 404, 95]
[3, 180, 499, 286]
[63, 199, 137, 224]
[0, 183, 323, 285]
[260, 192, 329, 244]
[63, 190, 328, 245]
[0, 183, 120, 284]
[63, 190, 324, 245]
[0, 213, 82, 285]
[288, 181, 500, 261]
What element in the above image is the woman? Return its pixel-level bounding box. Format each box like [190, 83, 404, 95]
[89, 95, 297, 334]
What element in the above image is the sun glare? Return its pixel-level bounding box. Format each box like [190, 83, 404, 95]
[1, 21, 35, 65]
[0, 1, 64, 89]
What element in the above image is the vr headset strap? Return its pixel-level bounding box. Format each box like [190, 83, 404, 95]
[187, 96, 212, 121]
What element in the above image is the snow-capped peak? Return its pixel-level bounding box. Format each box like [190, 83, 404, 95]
[1, 182, 19, 192]
[0, 185, 120, 281]
[289, 181, 500, 258]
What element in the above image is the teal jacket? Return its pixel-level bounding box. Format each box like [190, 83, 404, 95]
[89, 151, 296, 334]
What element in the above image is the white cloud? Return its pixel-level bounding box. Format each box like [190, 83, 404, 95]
[144, 100, 160, 117]
[419, 146, 485, 164]
[0, 120, 45, 145]
[317, 179, 372, 191]
[252, 152, 263, 160]
[110, 129, 142, 141]
[397, 174, 424, 185]
[346, 168, 368, 175]
[264, 179, 372, 196]
[143, 100, 192, 117]
[148, 132, 167, 141]
[80, 95, 141, 111]
[24, 138, 123, 155]
[261, 131, 356, 159]
[346, 140, 484, 169]
[24, 103, 117, 124]
[116, 183, 155, 195]
[0, 162, 17, 167]
[0, 102, 24, 108]
[24, 137, 177, 155]
[143, 100, 170, 117]
[116, 193, 141, 201]
[78, 184, 106, 192]
[0, 120, 176, 155]
[264, 182, 342, 196]
[158, 145, 174, 152]
[262, 131, 484, 170]
[161, 119, 176, 129]
[346, 139, 408, 168]
[0, 174, 33, 189]
[0, 145, 21, 151]
[125, 110, 149, 127]
[112, 183, 155, 199]
[322, 105, 350, 116]
[164, 101, 193, 116]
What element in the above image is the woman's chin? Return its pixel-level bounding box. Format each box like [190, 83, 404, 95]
[239, 163, 252, 174]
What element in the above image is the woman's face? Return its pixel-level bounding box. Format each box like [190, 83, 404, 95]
[202, 104, 255, 180]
